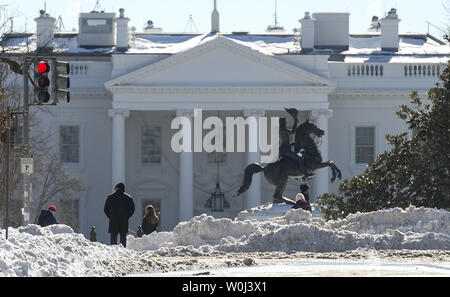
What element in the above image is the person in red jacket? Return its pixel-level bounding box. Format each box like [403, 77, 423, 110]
[104, 183, 135, 247]
[37, 206, 58, 227]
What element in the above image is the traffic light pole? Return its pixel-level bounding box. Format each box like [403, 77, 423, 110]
[23, 60, 30, 155]
[2, 56, 68, 238]
[22, 60, 32, 225]
[5, 107, 10, 239]
[4, 60, 32, 239]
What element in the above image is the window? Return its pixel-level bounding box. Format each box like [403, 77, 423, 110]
[60, 126, 80, 163]
[81, 18, 113, 33]
[355, 127, 375, 164]
[141, 126, 161, 164]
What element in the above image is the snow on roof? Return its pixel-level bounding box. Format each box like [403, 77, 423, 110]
[1, 33, 114, 55]
[344, 35, 450, 56]
[1, 32, 449, 60]
[221, 34, 298, 55]
[128, 33, 215, 54]
[126, 33, 298, 55]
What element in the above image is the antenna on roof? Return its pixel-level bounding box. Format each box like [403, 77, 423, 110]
[55, 15, 66, 31]
[184, 14, 199, 33]
[274, 0, 278, 28]
[92, 0, 103, 12]
[266, 0, 285, 32]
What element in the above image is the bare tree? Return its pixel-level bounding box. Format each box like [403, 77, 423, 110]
[0, 5, 84, 228]
[31, 153, 84, 224]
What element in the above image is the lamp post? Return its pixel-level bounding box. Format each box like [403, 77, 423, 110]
[211, 181, 224, 212]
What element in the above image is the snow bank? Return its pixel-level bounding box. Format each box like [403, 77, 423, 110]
[127, 206, 450, 253]
[0, 224, 134, 277]
[1, 206, 448, 276]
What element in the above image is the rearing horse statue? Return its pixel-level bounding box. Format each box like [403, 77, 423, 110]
[236, 113, 342, 204]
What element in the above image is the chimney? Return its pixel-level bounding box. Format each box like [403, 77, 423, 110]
[35, 10, 56, 49]
[211, 0, 220, 33]
[144, 20, 163, 33]
[299, 12, 315, 52]
[312, 12, 349, 50]
[116, 8, 129, 50]
[79, 11, 116, 48]
[380, 8, 400, 51]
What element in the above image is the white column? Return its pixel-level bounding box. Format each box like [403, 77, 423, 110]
[109, 109, 130, 188]
[176, 109, 194, 222]
[311, 109, 333, 201]
[244, 109, 265, 209]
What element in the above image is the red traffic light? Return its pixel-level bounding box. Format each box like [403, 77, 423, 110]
[37, 61, 50, 74]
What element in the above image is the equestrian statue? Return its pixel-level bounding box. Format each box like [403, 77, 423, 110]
[236, 108, 342, 204]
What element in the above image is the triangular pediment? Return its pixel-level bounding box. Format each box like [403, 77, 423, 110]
[105, 36, 335, 89]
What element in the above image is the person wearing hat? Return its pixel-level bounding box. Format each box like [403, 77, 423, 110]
[104, 182, 135, 248]
[292, 193, 312, 212]
[37, 205, 58, 227]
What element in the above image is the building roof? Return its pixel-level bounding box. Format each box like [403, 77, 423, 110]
[2, 31, 450, 62]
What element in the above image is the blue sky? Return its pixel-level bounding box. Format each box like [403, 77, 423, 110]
[4, 0, 449, 37]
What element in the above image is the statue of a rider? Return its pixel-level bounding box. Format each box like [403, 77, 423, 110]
[279, 108, 315, 180]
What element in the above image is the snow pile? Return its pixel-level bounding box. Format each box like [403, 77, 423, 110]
[0, 224, 134, 277]
[237, 203, 295, 220]
[240, 203, 295, 214]
[238, 202, 323, 219]
[128, 206, 449, 254]
[1, 206, 448, 276]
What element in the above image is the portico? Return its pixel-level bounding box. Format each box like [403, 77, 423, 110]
[105, 35, 336, 223]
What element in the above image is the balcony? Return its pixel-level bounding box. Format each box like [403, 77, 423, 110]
[330, 62, 447, 90]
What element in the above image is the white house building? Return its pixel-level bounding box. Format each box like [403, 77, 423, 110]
[2, 5, 449, 243]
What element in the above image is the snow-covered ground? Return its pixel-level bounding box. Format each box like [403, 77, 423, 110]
[0, 205, 449, 277]
[129, 258, 450, 277]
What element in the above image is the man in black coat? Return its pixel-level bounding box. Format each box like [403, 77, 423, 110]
[104, 183, 135, 247]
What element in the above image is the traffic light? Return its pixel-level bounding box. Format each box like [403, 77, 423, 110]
[52, 60, 70, 103]
[34, 60, 51, 103]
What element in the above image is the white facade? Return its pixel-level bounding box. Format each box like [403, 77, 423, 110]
[4, 7, 449, 243]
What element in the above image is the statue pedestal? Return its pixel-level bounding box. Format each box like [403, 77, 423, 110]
[237, 203, 322, 221]
[237, 203, 293, 221]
